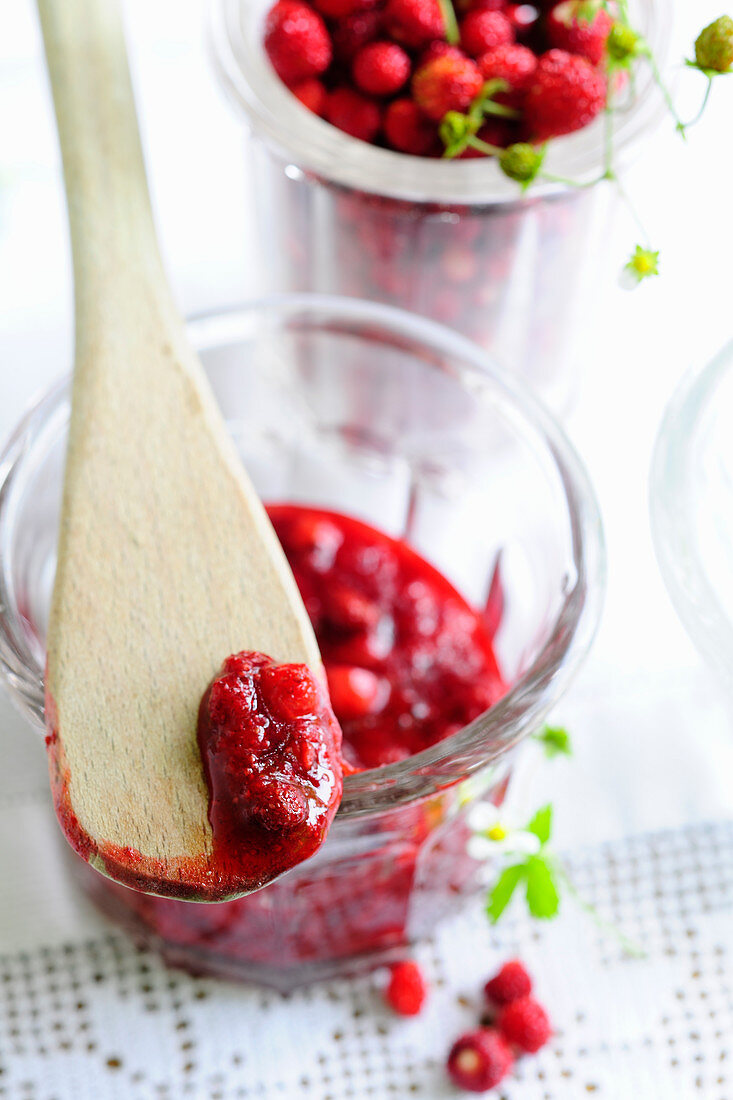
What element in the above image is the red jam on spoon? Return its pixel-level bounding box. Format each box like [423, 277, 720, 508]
[197, 651, 343, 893]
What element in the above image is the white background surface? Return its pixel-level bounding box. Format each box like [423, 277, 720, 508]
[1, 0, 733, 846]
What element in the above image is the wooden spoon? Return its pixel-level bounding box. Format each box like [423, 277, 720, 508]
[38, 0, 321, 900]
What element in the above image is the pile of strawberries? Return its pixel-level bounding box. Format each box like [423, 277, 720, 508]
[446, 958, 552, 1092]
[264, 0, 612, 156]
[384, 957, 552, 1092]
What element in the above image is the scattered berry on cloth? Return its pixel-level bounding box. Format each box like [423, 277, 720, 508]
[498, 995, 553, 1053]
[447, 1028, 514, 1092]
[484, 958, 533, 1006]
[385, 960, 429, 1015]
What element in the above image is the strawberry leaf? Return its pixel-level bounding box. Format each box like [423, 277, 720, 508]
[486, 863, 526, 924]
[525, 856, 560, 919]
[534, 725, 573, 758]
[526, 804, 553, 846]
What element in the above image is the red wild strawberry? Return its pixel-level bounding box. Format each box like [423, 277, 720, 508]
[385, 960, 428, 1015]
[546, 0, 613, 66]
[441, 244, 478, 282]
[353, 41, 412, 96]
[312, 0, 372, 17]
[447, 1029, 514, 1092]
[478, 43, 537, 105]
[384, 0, 445, 48]
[460, 9, 514, 57]
[291, 77, 328, 115]
[326, 87, 382, 141]
[457, 0, 507, 12]
[384, 97, 439, 154]
[332, 9, 383, 62]
[499, 996, 552, 1053]
[412, 55, 483, 121]
[420, 41, 468, 65]
[264, 0, 332, 85]
[524, 48, 605, 139]
[484, 959, 533, 1006]
[326, 664, 387, 720]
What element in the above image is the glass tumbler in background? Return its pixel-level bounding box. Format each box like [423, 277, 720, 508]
[650, 339, 733, 692]
[0, 297, 604, 989]
[210, 0, 669, 415]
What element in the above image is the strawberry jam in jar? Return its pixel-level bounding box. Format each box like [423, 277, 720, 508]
[211, 0, 668, 414]
[0, 298, 604, 988]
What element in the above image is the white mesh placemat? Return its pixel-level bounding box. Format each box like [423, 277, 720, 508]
[1, 757, 733, 1100]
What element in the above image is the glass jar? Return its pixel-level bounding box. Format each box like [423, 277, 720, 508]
[0, 296, 604, 989]
[650, 338, 733, 690]
[209, 0, 669, 414]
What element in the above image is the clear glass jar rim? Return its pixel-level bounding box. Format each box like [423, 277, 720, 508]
[0, 294, 606, 816]
[209, 0, 670, 206]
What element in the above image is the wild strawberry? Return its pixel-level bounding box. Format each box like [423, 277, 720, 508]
[524, 49, 605, 139]
[312, 0, 372, 17]
[326, 86, 382, 141]
[385, 960, 428, 1015]
[413, 55, 483, 121]
[484, 959, 533, 1006]
[458, 0, 507, 12]
[441, 244, 478, 281]
[264, 0, 332, 85]
[695, 15, 733, 73]
[460, 9, 514, 57]
[478, 42, 537, 105]
[332, 9, 383, 62]
[498, 996, 552, 1053]
[384, 0, 445, 49]
[499, 140, 544, 181]
[291, 77, 328, 115]
[420, 41, 468, 65]
[446, 1029, 514, 1092]
[353, 41, 411, 95]
[384, 97, 439, 154]
[546, 1, 613, 66]
[326, 664, 388, 720]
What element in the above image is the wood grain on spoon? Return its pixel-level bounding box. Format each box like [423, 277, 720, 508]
[38, 0, 321, 900]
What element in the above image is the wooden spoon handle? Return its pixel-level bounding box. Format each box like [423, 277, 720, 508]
[37, 0, 162, 314]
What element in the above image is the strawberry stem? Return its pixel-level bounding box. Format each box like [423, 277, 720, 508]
[437, 0, 460, 46]
[683, 72, 714, 129]
[644, 47, 687, 137]
[467, 136, 502, 155]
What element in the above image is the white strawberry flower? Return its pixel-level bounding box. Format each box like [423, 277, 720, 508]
[466, 801, 542, 862]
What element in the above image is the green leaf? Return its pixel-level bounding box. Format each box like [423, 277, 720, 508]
[486, 863, 526, 924]
[526, 804, 553, 846]
[525, 856, 560, 919]
[534, 724, 573, 759]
